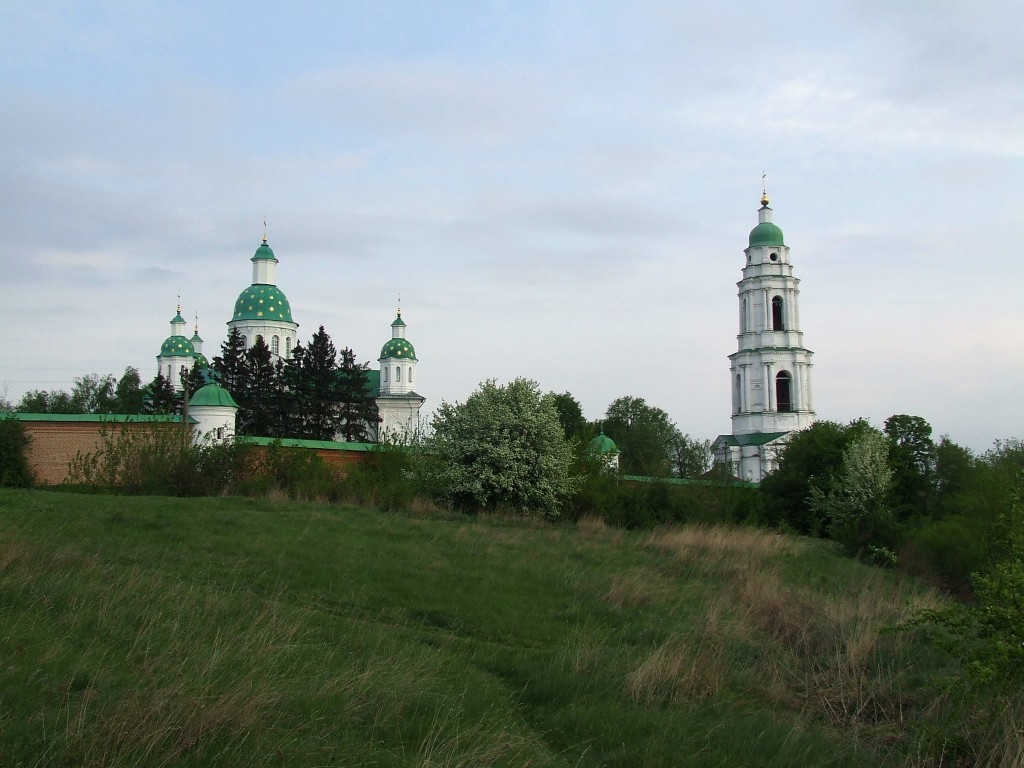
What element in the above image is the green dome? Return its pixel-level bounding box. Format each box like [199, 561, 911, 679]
[193, 353, 209, 368]
[251, 240, 277, 261]
[589, 432, 619, 455]
[748, 220, 785, 248]
[233, 284, 294, 322]
[189, 382, 239, 409]
[160, 335, 195, 357]
[380, 338, 416, 360]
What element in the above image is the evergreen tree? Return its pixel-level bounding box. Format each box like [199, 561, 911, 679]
[278, 340, 308, 438]
[143, 373, 177, 414]
[335, 347, 380, 443]
[300, 327, 344, 440]
[237, 337, 279, 436]
[213, 327, 248, 396]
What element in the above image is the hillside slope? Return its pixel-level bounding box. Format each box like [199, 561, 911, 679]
[0, 489, 946, 767]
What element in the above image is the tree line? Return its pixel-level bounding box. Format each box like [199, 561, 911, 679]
[4, 325, 380, 442]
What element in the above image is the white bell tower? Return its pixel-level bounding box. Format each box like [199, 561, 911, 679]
[716, 189, 815, 481]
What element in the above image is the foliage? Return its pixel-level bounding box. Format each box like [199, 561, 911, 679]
[428, 378, 577, 517]
[0, 417, 32, 487]
[603, 396, 677, 477]
[810, 427, 894, 553]
[884, 414, 937, 518]
[112, 367, 146, 413]
[334, 346, 379, 443]
[142, 372, 177, 414]
[65, 421, 249, 496]
[213, 326, 248, 396]
[548, 391, 588, 441]
[667, 431, 712, 478]
[281, 327, 342, 440]
[761, 419, 872, 534]
[237, 337, 281, 437]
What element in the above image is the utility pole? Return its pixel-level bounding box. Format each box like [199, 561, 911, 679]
[180, 365, 190, 448]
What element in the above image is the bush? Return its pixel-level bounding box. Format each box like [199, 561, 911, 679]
[0, 417, 32, 487]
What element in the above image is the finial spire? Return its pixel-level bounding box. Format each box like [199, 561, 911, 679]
[262, 216, 268, 244]
[761, 171, 769, 207]
[194, 312, 200, 335]
[177, 290, 181, 316]
[397, 292, 402, 318]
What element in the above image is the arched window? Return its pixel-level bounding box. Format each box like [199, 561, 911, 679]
[409, 368, 413, 383]
[271, 335, 280, 355]
[396, 366, 401, 383]
[285, 337, 292, 356]
[383, 367, 388, 383]
[241, 336, 248, 347]
[775, 371, 792, 413]
[735, 373, 741, 413]
[772, 296, 785, 331]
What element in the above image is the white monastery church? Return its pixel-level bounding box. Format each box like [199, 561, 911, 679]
[715, 192, 815, 482]
[157, 235, 425, 441]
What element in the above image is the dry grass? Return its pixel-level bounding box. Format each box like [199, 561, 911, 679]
[626, 606, 726, 705]
[602, 567, 672, 609]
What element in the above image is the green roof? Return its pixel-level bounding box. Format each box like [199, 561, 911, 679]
[237, 436, 376, 452]
[160, 335, 195, 357]
[189, 383, 239, 409]
[365, 369, 381, 397]
[233, 284, 294, 323]
[716, 431, 789, 447]
[251, 240, 277, 262]
[589, 432, 619, 455]
[6, 413, 193, 424]
[380, 338, 416, 360]
[748, 219, 785, 248]
[192, 353, 209, 368]
[392, 314, 406, 328]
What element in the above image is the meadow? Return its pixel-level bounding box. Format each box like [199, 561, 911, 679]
[0, 488, 1007, 767]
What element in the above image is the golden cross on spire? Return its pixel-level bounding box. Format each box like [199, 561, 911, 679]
[760, 171, 769, 207]
[262, 216, 268, 243]
[397, 292, 402, 317]
[177, 289, 181, 315]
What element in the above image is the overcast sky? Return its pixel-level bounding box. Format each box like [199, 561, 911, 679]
[1, 1, 1022, 452]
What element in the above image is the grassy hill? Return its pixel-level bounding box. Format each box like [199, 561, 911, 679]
[0, 489, 964, 766]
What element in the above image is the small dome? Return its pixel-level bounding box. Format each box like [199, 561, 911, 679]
[189, 382, 239, 409]
[251, 240, 277, 262]
[233, 284, 294, 322]
[380, 338, 416, 360]
[589, 432, 619, 455]
[192, 353, 209, 368]
[749, 221, 785, 248]
[160, 335, 195, 357]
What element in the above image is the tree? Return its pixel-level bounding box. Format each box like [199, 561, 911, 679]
[335, 347, 379, 443]
[143, 373, 177, 414]
[548, 391, 587, 441]
[213, 327, 248, 397]
[237, 337, 280, 436]
[603, 396, 677, 476]
[70, 373, 117, 413]
[17, 388, 74, 413]
[113, 367, 146, 413]
[760, 419, 873, 534]
[884, 414, 936, 517]
[667, 429, 712, 478]
[428, 378, 577, 517]
[809, 428, 893, 552]
[295, 326, 343, 440]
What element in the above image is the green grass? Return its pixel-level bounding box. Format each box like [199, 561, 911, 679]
[0, 489, 980, 766]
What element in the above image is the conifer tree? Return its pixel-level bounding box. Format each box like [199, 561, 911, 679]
[213, 327, 247, 396]
[335, 347, 380, 443]
[143, 373, 177, 414]
[237, 336, 279, 436]
[299, 326, 344, 440]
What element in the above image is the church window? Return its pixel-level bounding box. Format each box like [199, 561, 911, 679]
[285, 337, 292, 356]
[735, 374, 741, 413]
[396, 366, 401, 382]
[409, 368, 413, 383]
[255, 334, 263, 346]
[772, 296, 785, 330]
[769, 252, 778, 262]
[271, 335, 280, 354]
[241, 335, 248, 347]
[217, 427, 224, 440]
[775, 371, 792, 412]
[383, 367, 388, 383]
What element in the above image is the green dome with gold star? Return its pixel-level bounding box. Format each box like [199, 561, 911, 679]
[160, 335, 195, 357]
[380, 338, 416, 360]
[232, 285, 294, 322]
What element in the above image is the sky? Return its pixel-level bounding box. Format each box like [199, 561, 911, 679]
[1, 1, 1022, 453]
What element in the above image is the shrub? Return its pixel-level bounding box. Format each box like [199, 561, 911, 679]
[0, 417, 32, 487]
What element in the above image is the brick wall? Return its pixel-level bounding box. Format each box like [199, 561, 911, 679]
[22, 421, 185, 485]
